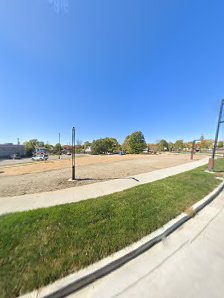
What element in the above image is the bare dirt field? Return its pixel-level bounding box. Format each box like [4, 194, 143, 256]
[0, 153, 207, 197]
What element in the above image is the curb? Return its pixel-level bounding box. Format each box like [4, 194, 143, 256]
[22, 180, 224, 298]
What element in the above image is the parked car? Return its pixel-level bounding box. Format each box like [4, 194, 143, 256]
[10, 153, 21, 159]
[32, 154, 48, 161]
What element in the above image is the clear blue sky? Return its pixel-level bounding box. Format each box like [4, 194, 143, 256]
[0, 0, 224, 145]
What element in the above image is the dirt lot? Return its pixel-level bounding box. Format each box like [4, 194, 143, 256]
[0, 153, 207, 197]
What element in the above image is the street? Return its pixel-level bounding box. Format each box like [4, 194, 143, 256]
[0, 154, 73, 167]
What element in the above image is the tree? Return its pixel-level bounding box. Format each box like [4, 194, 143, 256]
[174, 140, 184, 151]
[198, 136, 213, 151]
[83, 141, 91, 149]
[148, 143, 159, 154]
[45, 143, 54, 153]
[23, 139, 50, 156]
[54, 143, 63, 154]
[104, 138, 120, 153]
[91, 138, 119, 155]
[168, 142, 174, 152]
[186, 141, 193, 151]
[23, 139, 39, 156]
[217, 141, 224, 148]
[123, 131, 146, 154]
[75, 145, 83, 153]
[157, 139, 169, 152]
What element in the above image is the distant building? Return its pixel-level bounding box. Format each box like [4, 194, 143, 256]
[0, 143, 25, 158]
[34, 147, 48, 156]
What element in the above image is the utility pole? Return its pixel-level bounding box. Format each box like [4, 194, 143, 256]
[58, 132, 61, 159]
[72, 127, 76, 180]
[208, 99, 224, 171]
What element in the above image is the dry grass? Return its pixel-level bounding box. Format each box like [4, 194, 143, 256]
[0, 153, 206, 176]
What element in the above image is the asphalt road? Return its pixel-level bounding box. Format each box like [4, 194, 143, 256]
[0, 154, 74, 167]
[72, 190, 224, 298]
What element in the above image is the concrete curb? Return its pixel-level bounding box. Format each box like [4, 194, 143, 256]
[22, 180, 224, 298]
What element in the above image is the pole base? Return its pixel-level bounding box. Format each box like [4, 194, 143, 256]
[68, 178, 76, 182]
[208, 158, 215, 171]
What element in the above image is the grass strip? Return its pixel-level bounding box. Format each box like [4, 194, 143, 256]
[0, 161, 222, 297]
[213, 157, 224, 172]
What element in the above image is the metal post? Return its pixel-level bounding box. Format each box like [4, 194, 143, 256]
[58, 133, 61, 159]
[190, 139, 200, 160]
[208, 99, 224, 170]
[72, 127, 75, 180]
[190, 140, 195, 160]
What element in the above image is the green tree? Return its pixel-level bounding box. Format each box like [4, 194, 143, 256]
[105, 138, 120, 153]
[83, 141, 91, 149]
[44, 143, 54, 153]
[186, 141, 193, 150]
[54, 143, 63, 154]
[23, 139, 48, 156]
[168, 142, 174, 152]
[174, 139, 184, 151]
[218, 141, 224, 148]
[91, 138, 119, 155]
[157, 139, 169, 152]
[23, 139, 39, 156]
[123, 131, 146, 154]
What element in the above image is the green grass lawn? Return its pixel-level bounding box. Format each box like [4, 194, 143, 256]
[213, 158, 224, 172]
[0, 161, 223, 297]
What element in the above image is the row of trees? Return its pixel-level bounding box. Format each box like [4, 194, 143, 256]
[23, 139, 63, 156]
[148, 138, 224, 153]
[23, 132, 147, 156]
[23, 134, 220, 156]
[91, 132, 147, 155]
[151, 137, 216, 153]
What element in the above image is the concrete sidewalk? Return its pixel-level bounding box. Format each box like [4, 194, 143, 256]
[0, 158, 208, 215]
[72, 186, 224, 298]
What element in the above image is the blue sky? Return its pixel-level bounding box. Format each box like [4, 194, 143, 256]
[0, 0, 224, 145]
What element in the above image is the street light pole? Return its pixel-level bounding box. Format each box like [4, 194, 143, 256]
[72, 127, 75, 180]
[58, 132, 61, 159]
[208, 99, 224, 171]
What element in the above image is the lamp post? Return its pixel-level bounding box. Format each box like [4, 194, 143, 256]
[72, 127, 75, 180]
[208, 99, 224, 171]
[58, 132, 61, 159]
